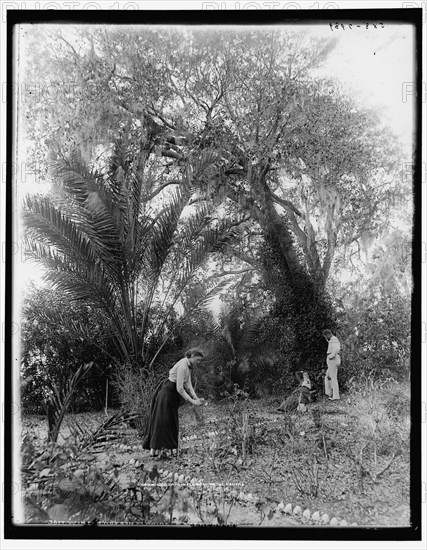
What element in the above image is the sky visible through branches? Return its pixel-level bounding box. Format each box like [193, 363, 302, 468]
[16, 22, 414, 289]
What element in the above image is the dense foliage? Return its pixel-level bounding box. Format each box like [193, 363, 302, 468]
[22, 26, 405, 376]
[21, 285, 118, 414]
[332, 229, 412, 385]
[19, 25, 412, 421]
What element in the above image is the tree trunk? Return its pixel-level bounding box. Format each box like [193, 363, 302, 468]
[249, 174, 335, 372]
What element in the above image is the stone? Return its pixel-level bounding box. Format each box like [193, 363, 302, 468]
[284, 503, 293, 514]
[321, 513, 330, 524]
[312, 511, 320, 521]
[277, 502, 285, 511]
[303, 509, 311, 520]
[330, 517, 339, 526]
[293, 506, 302, 515]
[340, 520, 348, 527]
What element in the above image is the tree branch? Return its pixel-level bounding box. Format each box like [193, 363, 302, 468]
[57, 34, 80, 59]
[161, 149, 184, 161]
[142, 180, 182, 202]
[204, 267, 256, 284]
[322, 224, 337, 282]
[224, 246, 263, 272]
[271, 193, 303, 218]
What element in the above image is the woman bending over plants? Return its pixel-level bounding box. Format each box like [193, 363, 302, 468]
[143, 349, 206, 459]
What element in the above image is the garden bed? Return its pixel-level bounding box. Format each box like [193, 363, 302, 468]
[18, 383, 411, 527]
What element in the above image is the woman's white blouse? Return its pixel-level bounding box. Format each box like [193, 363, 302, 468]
[168, 357, 196, 400]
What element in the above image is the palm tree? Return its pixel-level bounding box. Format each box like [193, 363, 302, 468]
[23, 145, 241, 372]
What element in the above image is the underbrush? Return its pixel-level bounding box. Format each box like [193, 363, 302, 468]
[18, 379, 411, 526]
[19, 407, 244, 525]
[341, 379, 410, 491]
[215, 379, 411, 522]
[113, 365, 163, 436]
[347, 379, 410, 450]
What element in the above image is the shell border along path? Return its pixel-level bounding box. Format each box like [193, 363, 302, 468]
[154, 466, 357, 527]
[180, 417, 281, 443]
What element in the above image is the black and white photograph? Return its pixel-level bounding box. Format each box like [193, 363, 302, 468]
[1, 3, 424, 547]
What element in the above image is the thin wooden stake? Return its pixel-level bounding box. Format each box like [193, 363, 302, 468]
[105, 378, 109, 417]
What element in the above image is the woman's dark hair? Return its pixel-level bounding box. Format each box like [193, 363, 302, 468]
[185, 348, 204, 358]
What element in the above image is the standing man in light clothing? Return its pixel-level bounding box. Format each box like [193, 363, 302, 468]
[323, 329, 341, 401]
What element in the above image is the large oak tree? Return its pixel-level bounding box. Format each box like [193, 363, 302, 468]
[23, 26, 403, 368]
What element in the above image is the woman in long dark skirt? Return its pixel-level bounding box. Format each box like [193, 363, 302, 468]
[143, 349, 205, 458]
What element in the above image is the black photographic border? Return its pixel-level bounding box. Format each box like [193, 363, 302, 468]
[3, 6, 423, 543]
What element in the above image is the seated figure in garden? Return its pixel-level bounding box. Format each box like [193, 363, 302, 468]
[277, 371, 314, 413]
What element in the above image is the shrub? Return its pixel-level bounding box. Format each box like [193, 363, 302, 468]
[344, 380, 410, 484]
[21, 285, 119, 414]
[113, 363, 164, 436]
[21, 423, 126, 523]
[334, 284, 411, 387]
[382, 382, 410, 420]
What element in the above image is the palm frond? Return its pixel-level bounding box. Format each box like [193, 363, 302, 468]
[45, 362, 94, 442]
[174, 203, 211, 251]
[81, 410, 139, 449]
[149, 187, 189, 277]
[176, 221, 239, 288]
[242, 317, 266, 351]
[126, 210, 159, 281]
[185, 278, 231, 312]
[191, 149, 219, 181]
[23, 195, 99, 266]
[52, 158, 127, 266]
[152, 214, 249, 321]
[148, 278, 231, 370]
[24, 238, 117, 306]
